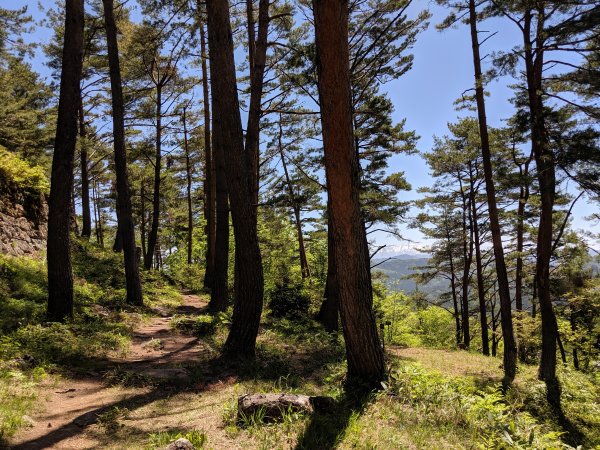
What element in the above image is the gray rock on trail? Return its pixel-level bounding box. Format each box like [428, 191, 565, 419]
[237, 393, 335, 422]
[164, 438, 195, 450]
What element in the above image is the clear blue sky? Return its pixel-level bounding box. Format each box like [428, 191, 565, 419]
[5, 0, 597, 248]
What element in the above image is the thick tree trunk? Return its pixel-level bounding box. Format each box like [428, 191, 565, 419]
[103, 0, 143, 306]
[313, 0, 384, 386]
[206, 0, 264, 356]
[47, 0, 85, 322]
[523, 7, 560, 407]
[245, 0, 269, 206]
[199, 18, 216, 289]
[182, 108, 194, 264]
[468, 0, 517, 385]
[78, 96, 92, 238]
[145, 85, 163, 270]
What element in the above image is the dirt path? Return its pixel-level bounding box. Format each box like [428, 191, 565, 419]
[9, 293, 210, 450]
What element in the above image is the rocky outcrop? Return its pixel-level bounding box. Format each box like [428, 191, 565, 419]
[0, 173, 47, 257]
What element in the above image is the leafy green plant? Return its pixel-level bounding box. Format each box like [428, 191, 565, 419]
[267, 277, 310, 319]
[170, 314, 216, 336]
[147, 429, 207, 449]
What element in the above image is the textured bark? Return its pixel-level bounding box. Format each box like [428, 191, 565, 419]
[47, 0, 85, 322]
[103, 0, 143, 306]
[206, 0, 264, 356]
[313, 0, 384, 386]
[140, 183, 147, 260]
[468, 0, 517, 384]
[199, 18, 216, 289]
[245, 0, 269, 206]
[522, 7, 560, 406]
[446, 220, 461, 346]
[78, 96, 92, 238]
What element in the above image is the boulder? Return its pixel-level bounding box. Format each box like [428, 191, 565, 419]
[165, 438, 195, 450]
[237, 393, 334, 422]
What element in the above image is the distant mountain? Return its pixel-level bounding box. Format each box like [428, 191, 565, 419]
[371, 254, 448, 297]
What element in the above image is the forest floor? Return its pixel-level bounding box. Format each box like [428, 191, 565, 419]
[9, 293, 212, 450]
[1, 248, 599, 449]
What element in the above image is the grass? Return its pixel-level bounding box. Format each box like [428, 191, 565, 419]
[1, 242, 599, 448]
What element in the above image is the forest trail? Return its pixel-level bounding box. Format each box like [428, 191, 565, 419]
[9, 293, 211, 450]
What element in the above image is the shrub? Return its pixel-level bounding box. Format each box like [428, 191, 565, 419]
[268, 277, 310, 319]
[170, 314, 216, 336]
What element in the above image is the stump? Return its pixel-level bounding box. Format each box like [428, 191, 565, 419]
[237, 393, 334, 422]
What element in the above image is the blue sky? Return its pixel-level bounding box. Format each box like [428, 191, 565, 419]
[4, 0, 597, 248]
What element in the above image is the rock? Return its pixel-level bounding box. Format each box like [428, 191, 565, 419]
[13, 354, 39, 369]
[21, 415, 35, 427]
[237, 393, 334, 422]
[164, 438, 195, 450]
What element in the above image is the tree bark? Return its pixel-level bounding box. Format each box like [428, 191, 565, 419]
[313, 0, 384, 386]
[245, 0, 269, 206]
[459, 176, 473, 349]
[199, 17, 216, 289]
[206, 0, 264, 356]
[318, 212, 339, 331]
[522, 6, 560, 406]
[468, 0, 517, 385]
[47, 0, 85, 322]
[78, 95, 92, 238]
[103, 0, 143, 306]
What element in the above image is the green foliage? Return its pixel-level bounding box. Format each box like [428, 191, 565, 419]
[147, 429, 207, 449]
[97, 406, 130, 433]
[267, 277, 310, 319]
[0, 146, 49, 194]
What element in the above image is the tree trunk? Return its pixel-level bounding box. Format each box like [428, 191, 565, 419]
[199, 17, 216, 289]
[47, 0, 85, 322]
[470, 171, 489, 356]
[313, 0, 384, 386]
[245, 0, 269, 206]
[459, 177, 473, 349]
[515, 157, 531, 362]
[145, 84, 163, 270]
[103, 0, 143, 306]
[446, 220, 461, 346]
[182, 108, 194, 264]
[468, 0, 517, 385]
[523, 7, 560, 407]
[206, 0, 264, 356]
[277, 119, 310, 279]
[318, 212, 339, 331]
[78, 95, 92, 238]
[140, 182, 147, 261]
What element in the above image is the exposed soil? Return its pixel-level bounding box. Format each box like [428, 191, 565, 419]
[9, 293, 212, 450]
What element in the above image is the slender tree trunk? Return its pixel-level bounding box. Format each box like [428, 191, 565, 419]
[92, 178, 100, 244]
[470, 174, 489, 356]
[145, 85, 162, 269]
[318, 212, 339, 331]
[182, 108, 194, 264]
[140, 183, 147, 261]
[199, 17, 216, 289]
[515, 158, 531, 362]
[446, 221, 461, 346]
[459, 177, 473, 349]
[277, 119, 310, 279]
[523, 7, 560, 407]
[468, 0, 517, 385]
[47, 0, 85, 322]
[207, 0, 264, 356]
[71, 186, 79, 234]
[245, 0, 269, 206]
[313, 0, 384, 386]
[103, 0, 143, 306]
[79, 96, 92, 238]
